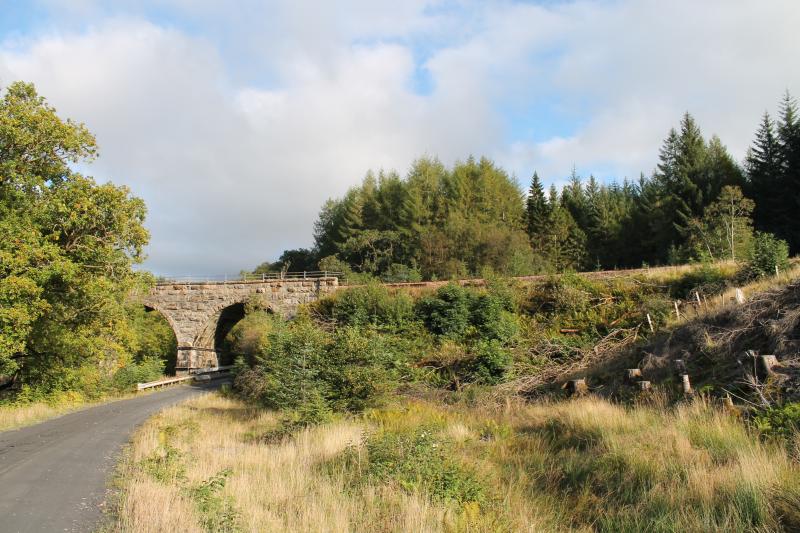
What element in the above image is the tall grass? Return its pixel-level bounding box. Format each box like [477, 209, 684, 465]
[110, 392, 800, 532]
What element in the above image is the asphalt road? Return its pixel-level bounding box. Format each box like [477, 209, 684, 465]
[0, 382, 222, 533]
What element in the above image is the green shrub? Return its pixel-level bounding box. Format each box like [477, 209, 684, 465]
[416, 282, 518, 343]
[416, 283, 474, 339]
[140, 444, 186, 483]
[234, 319, 401, 417]
[239, 319, 329, 411]
[526, 273, 595, 315]
[316, 282, 415, 329]
[324, 327, 402, 412]
[382, 263, 423, 283]
[638, 293, 673, 329]
[224, 310, 278, 365]
[668, 263, 730, 299]
[471, 293, 519, 343]
[466, 340, 513, 384]
[343, 426, 486, 504]
[111, 357, 164, 391]
[127, 306, 178, 374]
[746, 232, 789, 278]
[753, 403, 800, 442]
[186, 469, 240, 532]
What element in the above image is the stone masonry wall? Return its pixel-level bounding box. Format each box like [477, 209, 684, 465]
[142, 277, 338, 371]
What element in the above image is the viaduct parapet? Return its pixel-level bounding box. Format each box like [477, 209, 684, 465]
[142, 277, 339, 373]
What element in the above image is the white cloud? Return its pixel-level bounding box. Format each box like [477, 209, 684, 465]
[2, 1, 799, 274]
[0, 16, 493, 275]
[485, 0, 800, 181]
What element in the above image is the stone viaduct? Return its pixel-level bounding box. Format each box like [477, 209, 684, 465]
[141, 276, 339, 373]
[137, 264, 681, 374]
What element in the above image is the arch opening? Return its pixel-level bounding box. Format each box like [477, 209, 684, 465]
[139, 306, 179, 375]
[214, 303, 247, 366]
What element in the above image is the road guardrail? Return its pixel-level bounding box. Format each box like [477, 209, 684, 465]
[136, 365, 234, 391]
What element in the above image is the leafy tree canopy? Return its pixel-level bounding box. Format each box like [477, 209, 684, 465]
[1, 81, 151, 396]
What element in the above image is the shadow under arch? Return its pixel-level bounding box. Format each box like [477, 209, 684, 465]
[192, 301, 278, 369]
[141, 305, 179, 375]
[213, 302, 246, 366]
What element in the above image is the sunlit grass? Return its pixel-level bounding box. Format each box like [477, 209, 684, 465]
[0, 387, 168, 432]
[0, 392, 127, 432]
[110, 392, 800, 532]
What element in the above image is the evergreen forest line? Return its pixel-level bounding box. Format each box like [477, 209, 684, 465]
[252, 94, 800, 282]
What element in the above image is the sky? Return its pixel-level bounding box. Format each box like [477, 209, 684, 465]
[1, 0, 798, 276]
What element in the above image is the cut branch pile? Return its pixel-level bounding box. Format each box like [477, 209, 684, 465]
[498, 326, 641, 397]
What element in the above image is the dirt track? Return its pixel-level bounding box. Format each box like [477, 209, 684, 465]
[0, 382, 221, 533]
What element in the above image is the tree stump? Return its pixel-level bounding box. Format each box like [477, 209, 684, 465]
[637, 380, 651, 391]
[563, 379, 588, 396]
[625, 368, 642, 383]
[735, 288, 745, 304]
[756, 355, 779, 379]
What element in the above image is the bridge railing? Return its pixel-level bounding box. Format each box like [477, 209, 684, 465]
[156, 271, 345, 284]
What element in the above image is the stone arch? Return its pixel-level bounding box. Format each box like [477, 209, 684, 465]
[192, 298, 277, 368]
[139, 277, 338, 372]
[142, 303, 186, 345]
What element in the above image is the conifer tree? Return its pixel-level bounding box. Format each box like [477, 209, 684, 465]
[777, 92, 800, 251]
[337, 189, 364, 244]
[746, 112, 782, 237]
[525, 172, 549, 245]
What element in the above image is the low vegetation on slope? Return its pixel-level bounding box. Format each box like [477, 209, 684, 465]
[585, 273, 800, 405]
[230, 263, 745, 418]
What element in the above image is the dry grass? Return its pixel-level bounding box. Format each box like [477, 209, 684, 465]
[110, 392, 800, 532]
[0, 392, 135, 432]
[111, 393, 456, 532]
[0, 400, 81, 431]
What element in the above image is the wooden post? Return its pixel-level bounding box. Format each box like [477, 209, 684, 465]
[646, 313, 654, 333]
[695, 291, 702, 308]
[674, 301, 681, 319]
[735, 288, 745, 304]
[722, 393, 735, 412]
[681, 374, 693, 395]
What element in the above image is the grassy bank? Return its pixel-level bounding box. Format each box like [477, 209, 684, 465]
[0, 379, 168, 432]
[0, 391, 145, 432]
[109, 392, 800, 532]
[0, 395, 91, 431]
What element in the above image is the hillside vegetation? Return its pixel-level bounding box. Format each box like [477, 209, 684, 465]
[112, 263, 800, 531]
